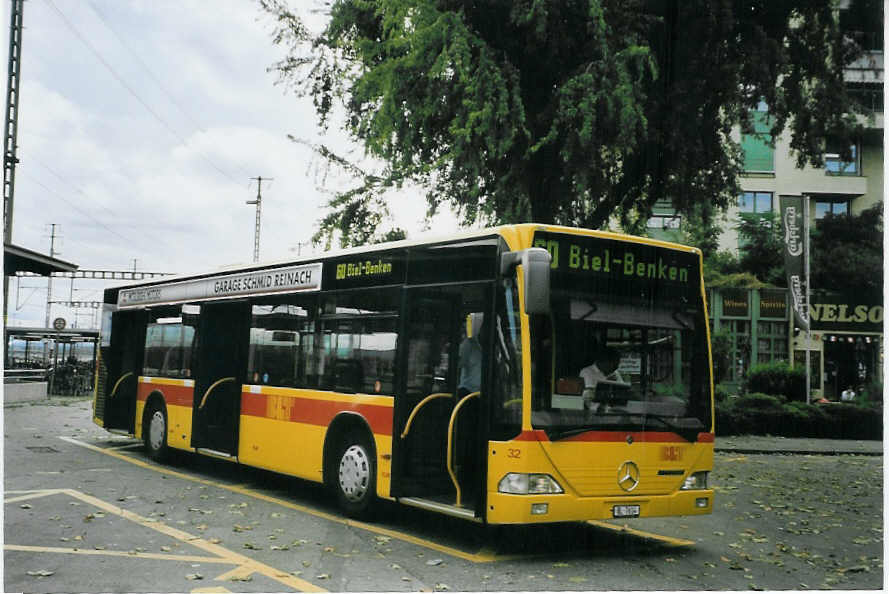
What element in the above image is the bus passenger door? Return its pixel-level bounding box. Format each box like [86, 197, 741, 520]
[191, 301, 250, 456]
[392, 285, 490, 516]
[100, 309, 147, 433]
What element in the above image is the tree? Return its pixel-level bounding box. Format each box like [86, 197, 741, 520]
[262, 0, 871, 246]
[736, 213, 785, 286]
[811, 204, 883, 296]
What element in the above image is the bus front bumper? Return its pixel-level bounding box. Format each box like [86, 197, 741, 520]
[485, 488, 714, 525]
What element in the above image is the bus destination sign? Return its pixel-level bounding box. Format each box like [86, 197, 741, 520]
[118, 263, 322, 308]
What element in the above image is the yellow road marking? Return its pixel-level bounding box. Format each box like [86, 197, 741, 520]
[60, 436, 499, 563]
[191, 588, 232, 593]
[586, 520, 696, 547]
[61, 436, 696, 561]
[5, 544, 230, 564]
[6, 488, 326, 592]
[214, 565, 256, 582]
[5, 490, 61, 504]
[722, 456, 748, 462]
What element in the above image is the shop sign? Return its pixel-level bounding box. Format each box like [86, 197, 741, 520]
[810, 293, 883, 333]
[722, 289, 749, 317]
[759, 289, 787, 318]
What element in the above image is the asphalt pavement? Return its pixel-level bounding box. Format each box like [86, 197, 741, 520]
[715, 435, 884, 456]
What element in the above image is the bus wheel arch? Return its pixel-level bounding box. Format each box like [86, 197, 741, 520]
[323, 413, 378, 519]
[142, 392, 169, 462]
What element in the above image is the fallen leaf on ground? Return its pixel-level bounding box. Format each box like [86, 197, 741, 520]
[26, 570, 54, 577]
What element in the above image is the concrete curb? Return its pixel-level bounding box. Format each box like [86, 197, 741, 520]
[716, 447, 883, 456]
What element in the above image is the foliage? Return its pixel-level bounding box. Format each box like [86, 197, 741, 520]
[706, 271, 768, 290]
[811, 204, 883, 295]
[855, 378, 884, 409]
[745, 360, 805, 402]
[735, 213, 785, 286]
[702, 250, 740, 286]
[261, 0, 870, 246]
[709, 328, 734, 384]
[714, 383, 734, 405]
[716, 393, 881, 439]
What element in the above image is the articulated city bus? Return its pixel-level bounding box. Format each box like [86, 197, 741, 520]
[93, 224, 714, 523]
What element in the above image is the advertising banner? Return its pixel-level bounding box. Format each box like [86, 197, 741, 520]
[779, 195, 809, 330]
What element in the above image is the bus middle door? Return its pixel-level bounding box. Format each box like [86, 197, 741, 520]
[191, 301, 250, 457]
[393, 285, 490, 516]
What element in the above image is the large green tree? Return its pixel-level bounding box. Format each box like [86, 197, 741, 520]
[262, 0, 871, 246]
[811, 204, 883, 296]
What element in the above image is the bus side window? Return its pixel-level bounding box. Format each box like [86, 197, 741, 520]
[248, 302, 310, 388]
[319, 291, 399, 395]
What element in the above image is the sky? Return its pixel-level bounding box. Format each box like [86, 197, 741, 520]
[5, 0, 460, 329]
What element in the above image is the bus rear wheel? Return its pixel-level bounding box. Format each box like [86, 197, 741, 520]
[144, 402, 169, 462]
[333, 433, 377, 519]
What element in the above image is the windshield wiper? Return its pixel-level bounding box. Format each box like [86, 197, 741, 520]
[546, 413, 634, 441]
[641, 414, 704, 442]
[547, 414, 704, 442]
[548, 425, 598, 441]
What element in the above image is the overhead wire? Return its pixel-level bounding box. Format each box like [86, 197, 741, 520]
[18, 169, 158, 255]
[85, 1, 255, 182]
[43, 0, 249, 188]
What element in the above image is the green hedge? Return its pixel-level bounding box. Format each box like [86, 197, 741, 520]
[744, 360, 806, 402]
[716, 392, 882, 439]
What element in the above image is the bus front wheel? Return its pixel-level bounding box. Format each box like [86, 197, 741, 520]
[144, 402, 169, 462]
[332, 433, 377, 519]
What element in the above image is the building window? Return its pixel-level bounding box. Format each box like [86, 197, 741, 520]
[825, 142, 859, 176]
[727, 320, 751, 382]
[738, 191, 773, 214]
[756, 321, 788, 364]
[815, 200, 849, 220]
[741, 106, 774, 173]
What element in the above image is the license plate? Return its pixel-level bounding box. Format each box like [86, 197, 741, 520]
[612, 504, 640, 518]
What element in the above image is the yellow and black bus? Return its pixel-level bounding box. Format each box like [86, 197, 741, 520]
[94, 224, 714, 524]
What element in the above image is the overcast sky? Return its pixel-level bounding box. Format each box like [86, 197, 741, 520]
[6, 0, 459, 329]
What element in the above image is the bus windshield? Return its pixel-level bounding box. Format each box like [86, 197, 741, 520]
[530, 232, 712, 442]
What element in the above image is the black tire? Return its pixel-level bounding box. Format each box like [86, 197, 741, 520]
[144, 402, 170, 462]
[332, 432, 377, 519]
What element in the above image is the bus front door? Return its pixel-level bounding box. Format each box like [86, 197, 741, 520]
[392, 286, 489, 517]
[191, 301, 250, 457]
[100, 309, 147, 432]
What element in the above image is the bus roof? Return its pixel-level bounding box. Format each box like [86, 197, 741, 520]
[104, 223, 701, 303]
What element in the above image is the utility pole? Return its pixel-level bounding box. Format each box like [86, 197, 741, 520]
[246, 176, 271, 263]
[43, 224, 60, 365]
[4, 0, 25, 335]
[4, 0, 23, 244]
[44, 224, 60, 329]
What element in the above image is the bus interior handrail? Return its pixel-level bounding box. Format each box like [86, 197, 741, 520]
[400, 392, 453, 439]
[108, 372, 134, 399]
[198, 377, 237, 410]
[446, 391, 480, 507]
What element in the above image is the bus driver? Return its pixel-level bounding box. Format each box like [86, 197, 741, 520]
[580, 347, 630, 411]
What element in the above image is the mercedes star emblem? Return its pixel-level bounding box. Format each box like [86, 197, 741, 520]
[617, 461, 640, 492]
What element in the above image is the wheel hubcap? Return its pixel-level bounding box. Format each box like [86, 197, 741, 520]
[338, 445, 370, 502]
[149, 410, 165, 451]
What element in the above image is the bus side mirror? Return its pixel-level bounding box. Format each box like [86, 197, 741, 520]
[501, 248, 551, 315]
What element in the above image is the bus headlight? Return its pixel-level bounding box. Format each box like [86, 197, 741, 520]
[681, 471, 709, 490]
[498, 473, 564, 495]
